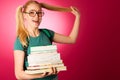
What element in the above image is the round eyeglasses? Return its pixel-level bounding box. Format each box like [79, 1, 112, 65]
[24, 10, 44, 17]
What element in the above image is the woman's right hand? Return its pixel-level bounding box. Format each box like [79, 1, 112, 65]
[41, 67, 58, 78]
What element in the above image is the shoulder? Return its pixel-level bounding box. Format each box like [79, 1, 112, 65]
[39, 28, 54, 32]
[14, 37, 20, 44]
[14, 37, 24, 51]
[39, 28, 55, 42]
[39, 28, 55, 37]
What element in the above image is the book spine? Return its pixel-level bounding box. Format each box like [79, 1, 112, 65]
[30, 51, 57, 54]
[28, 60, 63, 66]
[31, 45, 57, 52]
[28, 54, 61, 63]
[25, 66, 67, 74]
[27, 63, 64, 70]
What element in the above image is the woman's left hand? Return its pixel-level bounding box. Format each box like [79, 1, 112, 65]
[70, 6, 80, 17]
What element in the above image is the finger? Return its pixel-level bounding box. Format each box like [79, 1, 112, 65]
[50, 67, 56, 75]
[52, 67, 58, 74]
[70, 6, 80, 16]
[70, 6, 74, 11]
[70, 6, 77, 14]
[52, 67, 55, 74]
[57, 71, 60, 74]
[54, 67, 58, 74]
[70, 6, 76, 11]
[46, 67, 54, 75]
[41, 72, 48, 77]
[71, 6, 79, 12]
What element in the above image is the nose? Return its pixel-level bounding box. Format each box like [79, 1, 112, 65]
[34, 13, 39, 18]
[34, 14, 41, 20]
[34, 14, 42, 21]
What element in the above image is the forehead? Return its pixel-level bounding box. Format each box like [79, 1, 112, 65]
[26, 3, 41, 11]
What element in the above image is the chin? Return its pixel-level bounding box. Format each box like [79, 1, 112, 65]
[34, 23, 40, 28]
[34, 25, 39, 28]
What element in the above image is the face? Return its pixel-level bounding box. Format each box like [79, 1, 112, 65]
[23, 3, 44, 29]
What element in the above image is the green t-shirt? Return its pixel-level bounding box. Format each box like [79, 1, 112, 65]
[14, 29, 57, 80]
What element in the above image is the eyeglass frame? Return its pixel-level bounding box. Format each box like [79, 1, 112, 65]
[23, 10, 44, 17]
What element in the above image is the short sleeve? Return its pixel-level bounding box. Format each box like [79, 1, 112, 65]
[47, 29, 55, 41]
[41, 28, 55, 41]
[14, 37, 24, 51]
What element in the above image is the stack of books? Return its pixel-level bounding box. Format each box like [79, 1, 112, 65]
[25, 45, 67, 74]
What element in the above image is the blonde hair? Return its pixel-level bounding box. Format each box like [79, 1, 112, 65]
[16, 0, 41, 47]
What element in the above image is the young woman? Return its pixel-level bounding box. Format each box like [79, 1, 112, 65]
[14, 0, 80, 80]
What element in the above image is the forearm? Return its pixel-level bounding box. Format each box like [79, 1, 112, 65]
[16, 71, 44, 80]
[69, 15, 80, 43]
[15, 70, 44, 80]
[40, 3, 72, 12]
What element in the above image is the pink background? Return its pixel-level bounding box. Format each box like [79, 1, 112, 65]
[0, 0, 120, 80]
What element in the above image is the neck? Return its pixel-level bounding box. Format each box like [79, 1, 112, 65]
[27, 28, 39, 37]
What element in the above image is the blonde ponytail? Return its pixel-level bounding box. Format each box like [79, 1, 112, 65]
[16, 6, 29, 47]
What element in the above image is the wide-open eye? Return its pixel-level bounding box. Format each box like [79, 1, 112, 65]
[29, 11, 36, 17]
[38, 11, 44, 17]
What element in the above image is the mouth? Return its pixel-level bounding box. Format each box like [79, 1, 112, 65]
[32, 20, 40, 24]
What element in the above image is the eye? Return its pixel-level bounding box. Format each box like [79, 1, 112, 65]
[38, 12, 42, 14]
[29, 11, 35, 14]
[29, 11, 35, 17]
[38, 12, 44, 16]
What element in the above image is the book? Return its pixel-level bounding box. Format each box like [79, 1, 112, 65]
[27, 63, 64, 70]
[27, 53, 61, 64]
[28, 60, 63, 66]
[30, 50, 57, 54]
[25, 66, 67, 74]
[30, 45, 57, 53]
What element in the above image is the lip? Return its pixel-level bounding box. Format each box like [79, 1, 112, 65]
[32, 20, 39, 23]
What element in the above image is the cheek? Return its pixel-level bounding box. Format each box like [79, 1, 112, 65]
[24, 15, 31, 21]
[24, 18, 32, 27]
[25, 17, 32, 23]
[39, 17, 42, 21]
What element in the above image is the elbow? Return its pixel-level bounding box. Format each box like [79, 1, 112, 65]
[15, 71, 24, 80]
[71, 41, 76, 44]
[15, 73, 22, 80]
[15, 75, 21, 80]
[16, 76, 21, 80]
[70, 39, 76, 44]
[68, 37, 77, 44]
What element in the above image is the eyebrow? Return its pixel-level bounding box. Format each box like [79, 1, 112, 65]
[28, 9, 41, 12]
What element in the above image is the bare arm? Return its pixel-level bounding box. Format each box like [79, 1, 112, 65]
[14, 50, 57, 79]
[40, 3, 72, 12]
[53, 7, 80, 44]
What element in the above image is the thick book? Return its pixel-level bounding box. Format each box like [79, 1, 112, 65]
[30, 51, 57, 54]
[28, 60, 63, 66]
[31, 45, 57, 53]
[27, 63, 64, 70]
[25, 66, 67, 74]
[27, 53, 61, 64]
